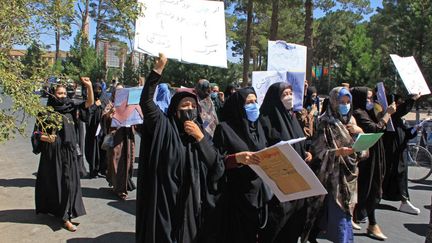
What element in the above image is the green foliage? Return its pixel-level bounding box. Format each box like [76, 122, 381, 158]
[0, 0, 63, 142]
[334, 24, 382, 87]
[21, 41, 48, 79]
[121, 56, 139, 86]
[159, 59, 243, 89]
[63, 31, 105, 82]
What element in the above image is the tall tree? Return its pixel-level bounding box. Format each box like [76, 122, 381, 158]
[242, 0, 254, 86]
[37, 0, 75, 61]
[269, 0, 279, 40]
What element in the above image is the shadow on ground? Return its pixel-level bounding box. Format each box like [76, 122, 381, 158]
[410, 179, 432, 186]
[409, 185, 432, 191]
[404, 223, 428, 237]
[81, 187, 118, 200]
[66, 231, 134, 243]
[108, 199, 136, 216]
[0, 178, 35, 188]
[0, 209, 62, 231]
[377, 203, 399, 212]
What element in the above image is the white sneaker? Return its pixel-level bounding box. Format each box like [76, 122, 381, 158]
[399, 201, 421, 215]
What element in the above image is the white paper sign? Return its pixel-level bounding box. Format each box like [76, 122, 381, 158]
[134, 0, 228, 68]
[252, 71, 287, 106]
[390, 54, 430, 95]
[252, 71, 305, 111]
[268, 41, 307, 72]
[250, 138, 327, 202]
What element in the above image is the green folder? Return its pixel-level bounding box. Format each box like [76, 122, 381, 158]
[352, 133, 384, 152]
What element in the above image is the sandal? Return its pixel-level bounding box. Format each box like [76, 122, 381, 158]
[63, 220, 77, 232]
[118, 192, 127, 200]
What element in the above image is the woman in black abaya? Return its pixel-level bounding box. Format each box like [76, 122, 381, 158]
[211, 87, 272, 243]
[259, 82, 312, 243]
[382, 94, 421, 214]
[135, 54, 224, 243]
[351, 87, 396, 240]
[34, 77, 94, 231]
[84, 82, 109, 178]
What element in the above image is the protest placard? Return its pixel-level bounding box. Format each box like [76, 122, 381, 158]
[252, 71, 305, 111]
[249, 138, 327, 202]
[390, 54, 430, 95]
[112, 88, 144, 127]
[268, 41, 307, 73]
[376, 82, 395, 132]
[134, 0, 227, 68]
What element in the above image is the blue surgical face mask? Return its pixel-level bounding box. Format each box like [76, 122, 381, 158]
[366, 101, 374, 111]
[339, 103, 351, 116]
[244, 103, 260, 122]
[210, 92, 218, 99]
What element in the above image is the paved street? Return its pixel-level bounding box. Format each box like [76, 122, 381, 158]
[0, 112, 431, 243]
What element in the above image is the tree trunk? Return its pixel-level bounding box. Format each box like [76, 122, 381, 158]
[95, 0, 104, 50]
[269, 0, 279, 41]
[242, 0, 253, 87]
[304, 0, 313, 84]
[81, 0, 90, 42]
[55, 24, 60, 61]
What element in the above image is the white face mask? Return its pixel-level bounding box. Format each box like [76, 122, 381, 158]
[281, 95, 293, 110]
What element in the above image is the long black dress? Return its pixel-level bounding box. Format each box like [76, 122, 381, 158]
[258, 82, 307, 243]
[34, 96, 86, 221]
[351, 87, 386, 225]
[383, 96, 416, 201]
[84, 82, 108, 177]
[136, 71, 224, 243]
[211, 88, 272, 243]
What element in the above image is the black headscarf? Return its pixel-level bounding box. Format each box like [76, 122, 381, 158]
[304, 86, 318, 109]
[46, 86, 78, 146]
[351, 86, 369, 111]
[260, 82, 306, 157]
[220, 87, 266, 151]
[93, 82, 109, 105]
[47, 86, 75, 114]
[224, 83, 237, 100]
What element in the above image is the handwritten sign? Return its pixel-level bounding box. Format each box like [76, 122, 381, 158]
[134, 0, 227, 68]
[390, 54, 430, 95]
[376, 82, 395, 132]
[268, 41, 307, 73]
[252, 71, 305, 111]
[250, 138, 327, 202]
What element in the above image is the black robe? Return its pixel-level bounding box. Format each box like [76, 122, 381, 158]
[34, 97, 86, 221]
[72, 98, 88, 178]
[84, 83, 108, 177]
[136, 71, 224, 243]
[351, 87, 386, 209]
[383, 97, 416, 201]
[258, 82, 307, 243]
[211, 88, 272, 243]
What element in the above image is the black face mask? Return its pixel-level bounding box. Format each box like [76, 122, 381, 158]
[177, 109, 198, 124]
[94, 91, 102, 99]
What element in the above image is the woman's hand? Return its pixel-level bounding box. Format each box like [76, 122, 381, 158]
[184, 121, 204, 142]
[235, 151, 261, 165]
[387, 102, 397, 115]
[305, 152, 313, 163]
[335, 147, 355, 157]
[346, 124, 363, 134]
[153, 53, 168, 75]
[41, 134, 57, 143]
[80, 77, 92, 88]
